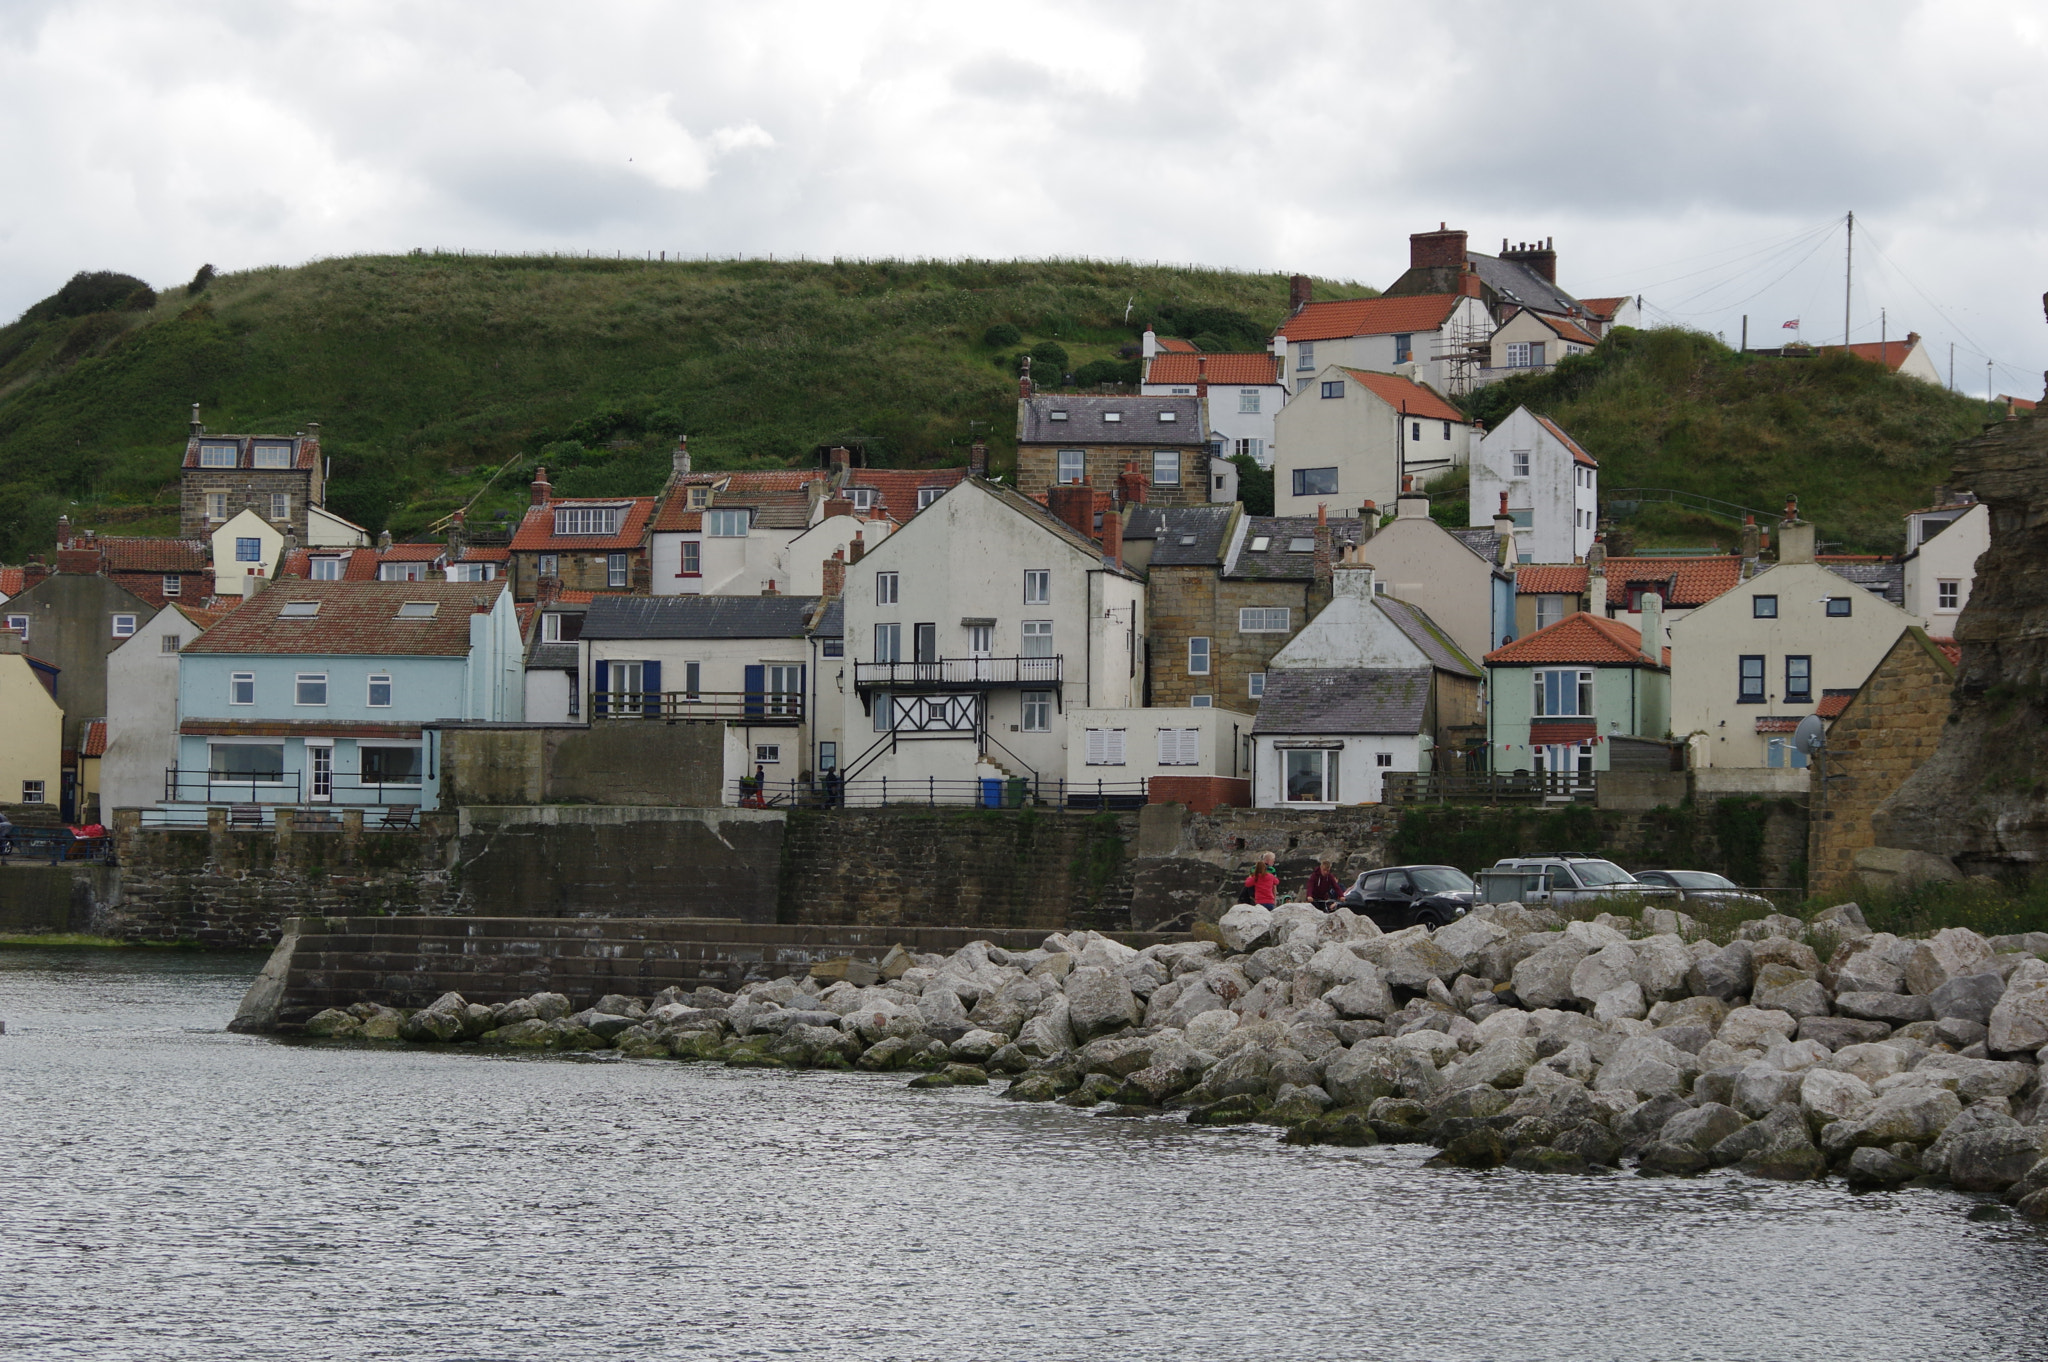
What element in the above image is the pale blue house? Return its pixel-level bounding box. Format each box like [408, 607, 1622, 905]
[172, 579, 523, 814]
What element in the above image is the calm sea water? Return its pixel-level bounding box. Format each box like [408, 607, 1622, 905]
[2, 947, 2045, 1362]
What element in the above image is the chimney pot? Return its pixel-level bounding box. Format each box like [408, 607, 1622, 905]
[530, 467, 552, 506]
[1289, 274, 1313, 313]
[970, 442, 988, 478]
[848, 531, 865, 565]
[673, 434, 691, 477]
[190, 403, 203, 435]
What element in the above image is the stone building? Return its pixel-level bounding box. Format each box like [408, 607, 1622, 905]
[507, 468, 658, 602]
[178, 412, 326, 541]
[1808, 628, 1957, 893]
[1016, 392, 1215, 509]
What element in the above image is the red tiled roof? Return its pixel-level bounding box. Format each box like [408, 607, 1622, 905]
[281, 548, 382, 580]
[1755, 716, 1803, 734]
[55, 548, 102, 574]
[458, 547, 510, 563]
[509, 497, 656, 551]
[1816, 692, 1857, 718]
[1581, 297, 1630, 321]
[182, 580, 507, 657]
[1145, 353, 1282, 386]
[1155, 336, 1199, 353]
[107, 573, 185, 609]
[1537, 314, 1600, 347]
[98, 537, 210, 573]
[167, 603, 230, 632]
[554, 589, 628, 605]
[650, 501, 702, 533]
[1932, 636, 1961, 667]
[1485, 611, 1667, 667]
[80, 719, 107, 757]
[1338, 369, 1467, 424]
[2001, 395, 2036, 414]
[379, 543, 445, 562]
[848, 467, 969, 521]
[0, 567, 22, 596]
[674, 470, 817, 494]
[1823, 340, 1920, 372]
[1533, 414, 1597, 468]
[1278, 295, 1462, 342]
[1515, 565, 1588, 595]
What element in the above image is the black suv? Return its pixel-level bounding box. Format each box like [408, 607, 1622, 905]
[1338, 865, 1477, 931]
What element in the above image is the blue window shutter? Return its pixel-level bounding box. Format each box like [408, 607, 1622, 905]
[641, 660, 661, 717]
[594, 660, 609, 718]
[745, 664, 765, 719]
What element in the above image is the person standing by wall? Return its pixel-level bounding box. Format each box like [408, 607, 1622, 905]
[1305, 858, 1342, 910]
[1242, 851, 1279, 907]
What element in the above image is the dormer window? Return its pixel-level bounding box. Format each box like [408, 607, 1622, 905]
[199, 444, 237, 467]
[253, 444, 293, 468]
[917, 487, 943, 509]
[554, 506, 619, 536]
[707, 508, 750, 537]
[688, 487, 710, 509]
[279, 601, 320, 619]
[396, 601, 439, 619]
[847, 487, 877, 511]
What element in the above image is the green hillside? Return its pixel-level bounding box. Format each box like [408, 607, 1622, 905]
[1459, 329, 2004, 553]
[0, 255, 1349, 558]
[0, 254, 2006, 560]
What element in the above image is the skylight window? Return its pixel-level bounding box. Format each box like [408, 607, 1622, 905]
[1287, 537, 1316, 553]
[1049, 410, 1069, 421]
[1249, 536, 1271, 552]
[1102, 411, 1122, 423]
[279, 601, 320, 618]
[1178, 535, 1197, 546]
[1158, 411, 1178, 422]
[396, 601, 440, 619]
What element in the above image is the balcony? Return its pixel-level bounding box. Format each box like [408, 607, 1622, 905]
[592, 689, 803, 723]
[163, 768, 427, 807]
[853, 655, 1063, 692]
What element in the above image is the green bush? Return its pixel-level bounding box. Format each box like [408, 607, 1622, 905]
[188, 263, 216, 295]
[983, 322, 1021, 348]
[1071, 357, 1139, 387]
[1027, 340, 1069, 379]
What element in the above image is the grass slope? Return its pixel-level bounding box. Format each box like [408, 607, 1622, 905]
[0, 255, 1355, 556]
[1462, 328, 2004, 553]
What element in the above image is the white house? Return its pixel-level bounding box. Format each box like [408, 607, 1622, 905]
[1141, 339, 1286, 471]
[102, 603, 221, 813]
[1477, 310, 1599, 384]
[1901, 497, 1987, 637]
[210, 509, 284, 598]
[650, 469, 824, 598]
[1272, 366, 1475, 518]
[1471, 406, 1599, 564]
[1250, 559, 1482, 806]
[839, 477, 1145, 795]
[1065, 704, 1253, 793]
[306, 504, 372, 549]
[1829, 332, 1945, 386]
[1272, 292, 1494, 397]
[1670, 521, 1919, 770]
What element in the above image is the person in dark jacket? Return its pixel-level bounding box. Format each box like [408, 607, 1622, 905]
[1304, 858, 1343, 910]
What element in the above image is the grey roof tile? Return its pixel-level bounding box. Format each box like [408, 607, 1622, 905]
[1127, 505, 1234, 565]
[526, 642, 579, 670]
[1470, 253, 1583, 317]
[1825, 561, 1904, 606]
[1376, 597, 1481, 676]
[812, 599, 844, 638]
[1019, 394, 1205, 447]
[1448, 526, 1500, 563]
[1226, 515, 1370, 580]
[1251, 667, 1432, 735]
[582, 595, 822, 640]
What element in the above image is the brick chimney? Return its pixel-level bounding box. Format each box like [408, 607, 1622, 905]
[821, 493, 856, 520]
[673, 434, 691, 477]
[1116, 459, 1148, 508]
[1493, 492, 1517, 567]
[1410, 223, 1467, 270]
[1312, 503, 1333, 601]
[821, 549, 846, 599]
[530, 467, 552, 506]
[23, 558, 49, 590]
[1047, 483, 1095, 540]
[56, 514, 70, 549]
[1019, 355, 1033, 398]
[1289, 274, 1313, 313]
[969, 442, 988, 478]
[1101, 506, 1123, 570]
[1459, 262, 1483, 298]
[536, 574, 560, 607]
[1196, 353, 1208, 400]
[848, 531, 865, 565]
[1502, 236, 1558, 284]
[827, 446, 851, 473]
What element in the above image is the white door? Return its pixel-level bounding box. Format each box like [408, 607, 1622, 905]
[309, 745, 333, 802]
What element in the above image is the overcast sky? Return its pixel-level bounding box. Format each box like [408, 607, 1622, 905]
[4, 0, 2044, 396]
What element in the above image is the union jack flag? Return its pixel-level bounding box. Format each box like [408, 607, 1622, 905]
[1782, 319, 1800, 329]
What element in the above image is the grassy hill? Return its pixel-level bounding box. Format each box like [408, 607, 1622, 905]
[0, 255, 1351, 558]
[1458, 329, 2005, 553]
[0, 254, 2006, 560]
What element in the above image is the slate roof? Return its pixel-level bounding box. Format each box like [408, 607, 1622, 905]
[1377, 597, 1481, 676]
[1338, 369, 1468, 424]
[527, 642, 580, 671]
[1467, 253, 1582, 317]
[99, 537, 210, 573]
[582, 594, 822, 641]
[1251, 667, 1432, 735]
[182, 434, 319, 471]
[1144, 353, 1283, 386]
[1824, 559, 1905, 605]
[1276, 295, 1463, 342]
[1485, 611, 1668, 668]
[1124, 505, 1234, 565]
[509, 498, 657, 551]
[812, 599, 844, 639]
[1448, 527, 1501, 563]
[1227, 516, 1368, 580]
[1533, 414, 1598, 467]
[183, 580, 506, 656]
[1018, 395, 1204, 447]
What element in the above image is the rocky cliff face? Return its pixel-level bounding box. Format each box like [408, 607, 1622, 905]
[1876, 412, 2048, 872]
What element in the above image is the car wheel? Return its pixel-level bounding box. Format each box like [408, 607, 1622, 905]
[1420, 908, 1456, 931]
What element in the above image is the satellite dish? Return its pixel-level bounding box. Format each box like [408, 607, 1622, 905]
[1792, 714, 1828, 755]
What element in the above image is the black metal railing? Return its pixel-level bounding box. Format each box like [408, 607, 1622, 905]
[854, 656, 1063, 689]
[162, 769, 423, 807]
[730, 775, 1149, 810]
[593, 689, 804, 721]
[1380, 771, 1599, 805]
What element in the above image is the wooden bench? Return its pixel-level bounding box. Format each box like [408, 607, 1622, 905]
[228, 805, 264, 828]
[376, 804, 419, 830]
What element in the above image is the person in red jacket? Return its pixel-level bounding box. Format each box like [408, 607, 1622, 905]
[1242, 851, 1279, 906]
[1304, 858, 1343, 910]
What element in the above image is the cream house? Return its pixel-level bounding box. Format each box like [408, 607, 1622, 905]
[1272, 366, 1475, 518]
[0, 630, 64, 811]
[839, 477, 1145, 793]
[103, 603, 218, 814]
[1355, 489, 1517, 663]
[210, 508, 284, 598]
[1670, 522, 1919, 769]
[1065, 705, 1253, 791]
[1471, 405, 1599, 564]
[1901, 498, 1987, 637]
[1480, 309, 1599, 381]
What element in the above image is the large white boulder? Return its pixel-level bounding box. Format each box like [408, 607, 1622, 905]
[1217, 904, 1274, 953]
[1988, 958, 2048, 1055]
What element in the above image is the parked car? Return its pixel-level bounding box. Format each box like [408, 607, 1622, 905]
[1338, 865, 1476, 930]
[1481, 854, 1678, 909]
[1628, 869, 1775, 913]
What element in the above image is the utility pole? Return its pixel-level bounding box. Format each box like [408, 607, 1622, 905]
[1843, 211, 1854, 348]
[1881, 308, 1887, 368]
[1989, 358, 1994, 401]
[1950, 342, 1956, 390]
[1741, 315, 1748, 353]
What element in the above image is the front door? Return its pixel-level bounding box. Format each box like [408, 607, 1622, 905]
[309, 745, 333, 802]
[913, 623, 938, 681]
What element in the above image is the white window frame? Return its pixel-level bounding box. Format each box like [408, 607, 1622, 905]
[679, 541, 701, 576]
[310, 557, 343, 581]
[873, 622, 902, 663]
[707, 509, 750, 537]
[1020, 620, 1053, 658]
[1021, 691, 1051, 732]
[253, 444, 293, 469]
[1282, 748, 1337, 803]
[161, 634, 182, 654]
[270, 492, 291, 521]
[1535, 595, 1566, 630]
[199, 444, 237, 468]
[295, 672, 329, 707]
[968, 624, 993, 655]
[916, 487, 943, 509]
[1084, 727, 1127, 766]
[607, 553, 629, 588]
[163, 575, 182, 597]
[367, 673, 393, 708]
[1152, 451, 1181, 486]
[553, 506, 620, 537]
[207, 492, 228, 522]
[1023, 569, 1050, 605]
[538, 553, 559, 577]
[1156, 728, 1200, 766]
[1056, 450, 1086, 485]
[543, 614, 563, 643]
[876, 572, 899, 605]
[230, 672, 255, 705]
[1238, 390, 1261, 414]
[755, 743, 781, 764]
[1187, 636, 1210, 675]
[1937, 580, 1959, 609]
[1238, 607, 1290, 633]
[1190, 695, 1213, 708]
[1248, 672, 1266, 699]
[1512, 450, 1531, 477]
[111, 614, 136, 638]
[21, 780, 44, 804]
[847, 487, 878, 511]
[1534, 668, 1594, 718]
[1296, 341, 1314, 372]
[4, 614, 26, 640]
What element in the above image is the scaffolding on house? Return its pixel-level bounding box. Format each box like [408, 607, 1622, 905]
[1431, 307, 1493, 397]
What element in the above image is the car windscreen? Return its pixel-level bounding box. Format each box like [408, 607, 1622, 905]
[1667, 871, 1739, 889]
[1410, 867, 1475, 894]
[1569, 860, 1639, 887]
